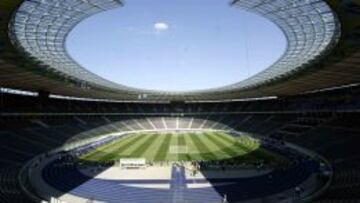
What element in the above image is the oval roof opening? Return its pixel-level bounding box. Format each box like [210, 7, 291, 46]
[67, 0, 286, 92]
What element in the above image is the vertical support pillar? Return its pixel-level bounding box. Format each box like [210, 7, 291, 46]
[38, 90, 50, 111]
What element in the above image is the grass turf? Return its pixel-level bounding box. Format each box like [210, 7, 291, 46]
[79, 131, 282, 163]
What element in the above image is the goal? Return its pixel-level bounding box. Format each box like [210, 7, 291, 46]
[119, 158, 146, 169]
[169, 145, 188, 154]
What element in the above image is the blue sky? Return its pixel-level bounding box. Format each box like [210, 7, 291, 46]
[67, 0, 286, 91]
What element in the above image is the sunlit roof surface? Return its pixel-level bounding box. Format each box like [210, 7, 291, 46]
[10, 0, 340, 96]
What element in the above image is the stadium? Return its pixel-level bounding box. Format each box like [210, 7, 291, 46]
[0, 0, 360, 202]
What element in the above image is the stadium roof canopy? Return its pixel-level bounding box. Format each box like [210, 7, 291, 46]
[1, 0, 360, 101]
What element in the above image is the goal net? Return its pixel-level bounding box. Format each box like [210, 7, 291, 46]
[169, 145, 188, 154]
[119, 158, 146, 169]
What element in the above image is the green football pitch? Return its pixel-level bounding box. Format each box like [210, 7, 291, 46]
[80, 131, 280, 162]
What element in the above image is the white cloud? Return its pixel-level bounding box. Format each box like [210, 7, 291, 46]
[154, 22, 169, 31]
